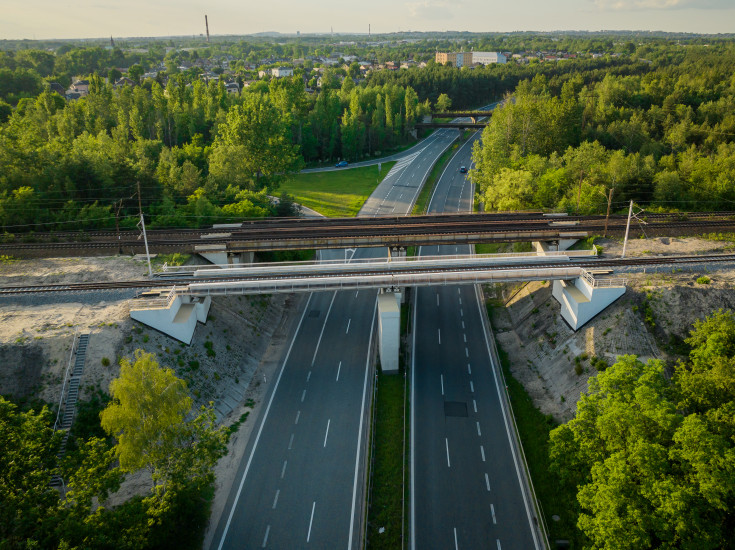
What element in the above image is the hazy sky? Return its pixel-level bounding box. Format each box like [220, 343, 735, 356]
[2, 0, 733, 40]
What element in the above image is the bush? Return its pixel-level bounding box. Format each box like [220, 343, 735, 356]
[101, 357, 111, 367]
[590, 355, 609, 371]
[696, 276, 711, 285]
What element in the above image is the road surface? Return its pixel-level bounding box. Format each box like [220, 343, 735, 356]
[211, 129, 459, 549]
[411, 131, 543, 550]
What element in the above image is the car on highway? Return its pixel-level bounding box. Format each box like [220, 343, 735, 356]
[459, 166, 467, 173]
[335, 161, 349, 168]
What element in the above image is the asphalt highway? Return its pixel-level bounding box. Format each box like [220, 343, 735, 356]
[211, 129, 459, 549]
[411, 131, 542, 549]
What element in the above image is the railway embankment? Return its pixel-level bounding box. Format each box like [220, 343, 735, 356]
[486, 234, 735, 421]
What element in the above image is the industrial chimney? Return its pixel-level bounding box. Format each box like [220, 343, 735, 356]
[205, 15, 210, 43]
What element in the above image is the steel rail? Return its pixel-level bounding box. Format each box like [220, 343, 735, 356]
[2, 253, 734, 295]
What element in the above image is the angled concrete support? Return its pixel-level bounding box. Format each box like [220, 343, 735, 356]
[377, 291, 401, 373]
[553, 271, 626, 330]
[130, 290, 211, 344]
[533, 239, 579, 255]
[195, 244, 253, 266]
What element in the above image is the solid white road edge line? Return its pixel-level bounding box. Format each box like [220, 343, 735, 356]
[347, 295, 378, 550]
[475, 284, 542, 549]
[216, 293, 313, 550]
[410, 280, 419, 550]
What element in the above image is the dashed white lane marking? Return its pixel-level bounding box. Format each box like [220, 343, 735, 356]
[272, 489, 280, 509]
[481, 445, 486, 462]
[462, 320, 465, 329]
[438, 329, 441, 344]
[445, 438, 451, 468]
[346, 319, 351, 334]
[307, 501, 316, 542]
[307, 371, 311, 382]
[454, 527, 459, 550]
[355, 290, 359, 297]
[301, 389, 306, 402]
[463, 334, 467, 343]
[437, 294, 440, 306]
[458, 288, 461, 295]
[441, 374, 445, 396]
[323, 419, 331, 447]
[491, 504, 497, 524]
[336, 361, 342, 381]
[496, 540, 502, 549]
[473, 400, 477, 413]
[288, 433, 294, 450]
[465, 348, 469, 357]
[460, 308, 464, 317]
[470, 381, 474, 392]
[295, 411, 300, 424]
[281, 460, 287, 479]
[485, 473, 491, 491]
[476, 421, 482, 436]
[467, 363, 472, 375]
[262, 525, 270, 548]
[459, 297, 462, 305]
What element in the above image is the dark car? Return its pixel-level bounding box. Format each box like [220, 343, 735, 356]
[459, 166, 468, 173]
[335, 161, 349, 168]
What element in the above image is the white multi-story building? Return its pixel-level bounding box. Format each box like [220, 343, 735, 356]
[271, 67, 294, 78]
[435, 51, 506, 67]
[472, 51, 507, 65]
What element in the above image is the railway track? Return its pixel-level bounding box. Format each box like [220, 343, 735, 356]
[3, 210, 734, 244]
[2, 253, 733, 295]
[2, 218, 735, 253]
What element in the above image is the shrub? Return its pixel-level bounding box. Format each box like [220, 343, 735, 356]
[101, 357, 111, 367]
[696, 276, 711, 285]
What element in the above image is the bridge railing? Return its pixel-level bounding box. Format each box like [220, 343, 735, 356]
[581, 270, 627, 288]
[129, 286, 183, 310]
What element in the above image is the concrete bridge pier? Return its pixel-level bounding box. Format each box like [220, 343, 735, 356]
[377, 290, 401, 373]
[553, 271, 626, 330]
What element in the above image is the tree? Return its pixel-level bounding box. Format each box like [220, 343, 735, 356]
[100, 350, 192, 474]
[208, 94, 302, 190]
[0, 399, 62, 547]
[100, 350, 227, 493]
[550, 310, 735, 549]
[128, 64, 144, 84]
[435, 92, 452, 112]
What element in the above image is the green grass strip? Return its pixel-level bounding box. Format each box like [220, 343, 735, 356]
[279, 162, 396, 218]
[493, 339, 582, 546]
[367, 372, 405, 550]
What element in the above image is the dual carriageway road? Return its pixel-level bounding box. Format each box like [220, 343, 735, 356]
[210, 129, 462, 549]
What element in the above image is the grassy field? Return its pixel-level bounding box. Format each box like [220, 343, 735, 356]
[280, 162, 396, 218]
[366, 372, 406, 550]
[493, 339, 583, 547]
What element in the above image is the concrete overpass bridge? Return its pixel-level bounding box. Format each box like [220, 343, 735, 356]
[130, 248, 621, 371]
